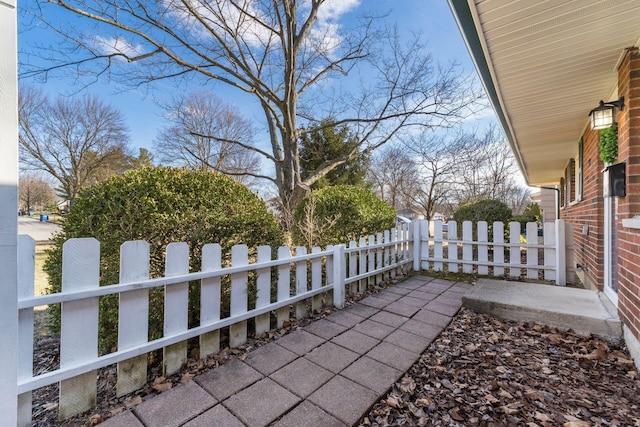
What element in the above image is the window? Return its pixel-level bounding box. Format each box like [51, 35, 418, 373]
[577, 138, 584, 201]
[561, 139, 584, 206]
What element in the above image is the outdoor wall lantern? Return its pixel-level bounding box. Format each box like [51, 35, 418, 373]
[589, 96, 624, 130]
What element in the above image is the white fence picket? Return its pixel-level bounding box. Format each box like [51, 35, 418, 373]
[384, 230, 391, 278]
[477, 222, 488, 276]
[447, 221, 458, 273]
[276, 247, 291, 328]
[376, 233, 383, 284]
[509, 222, 521, 278]
[117, 241, 150, 397]
[17, 235, 35, 427]
[349, 240, 358, 295]
[359, 237, 367, 293]
[493, 222, 505, 276]
[295, 246, 308, 320]
[434, 221, 443, 272]
[462, 221, 473, 274]
[368, 235, 375, 287]
[255, 245, 272, 337]
[311, 247, 322, 311]
[59, 238, 100, 420]
[229, 245, 249, 347]
[163, 242, 189, 376]
[526, 223, 538, 279]
[390, 228, 398, 278]
[200, 244, 222, 359]
[333, 245, 346, 308]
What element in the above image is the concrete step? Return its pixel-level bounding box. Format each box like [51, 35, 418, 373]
[462, 279, 622, 341]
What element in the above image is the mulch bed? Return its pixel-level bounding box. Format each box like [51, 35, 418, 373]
[359, 307, 640, 427]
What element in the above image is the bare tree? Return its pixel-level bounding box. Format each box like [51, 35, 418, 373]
[18, 173, 55, 213]
[154, 91, 261, 186]
[401, 132, 469, 220]
[19, 86, 131, 203]
[452, 127, 525, 204]
[367, 145, 420, 212]
[23, 0, 483, 216]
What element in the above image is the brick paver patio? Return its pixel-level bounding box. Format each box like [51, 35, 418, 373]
[101, 276, 471, 427]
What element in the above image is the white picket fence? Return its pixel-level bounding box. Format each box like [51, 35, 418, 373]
[417, 219, 574, 285]
[15, 225, 412, 425]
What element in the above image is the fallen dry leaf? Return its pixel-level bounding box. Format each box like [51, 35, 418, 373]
[124, 396, 142, 408]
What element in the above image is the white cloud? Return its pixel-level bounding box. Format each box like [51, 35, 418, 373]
[315, 0, 360, 22]
[94, 35, 146, 59]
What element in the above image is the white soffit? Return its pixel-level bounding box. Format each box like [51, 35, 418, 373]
[457, 0, 640, 185]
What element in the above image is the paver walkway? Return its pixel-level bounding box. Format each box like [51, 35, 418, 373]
[102, 276, 471, 427]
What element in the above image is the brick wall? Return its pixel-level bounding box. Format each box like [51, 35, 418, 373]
[617, 48, 640, 344]
[561, 126, 604, 291]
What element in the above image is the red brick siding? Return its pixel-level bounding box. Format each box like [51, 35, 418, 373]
[617, 48, 640, 344]
[561, 125, 604, 291]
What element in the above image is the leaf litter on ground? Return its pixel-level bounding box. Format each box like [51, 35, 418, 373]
[359, 307, 640, 427]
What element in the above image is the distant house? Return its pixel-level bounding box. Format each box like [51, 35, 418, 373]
[529, 188, 558, 224]
[397, 207, 425, 221]
[449, 0, 640, 368]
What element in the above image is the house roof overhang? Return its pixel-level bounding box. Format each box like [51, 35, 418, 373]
[448, 0, 640, 186]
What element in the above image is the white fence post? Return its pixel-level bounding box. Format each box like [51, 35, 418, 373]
[0, 2, 18, 423]
[59, 238, 100, 420]
[543, 222, 556, 281]
[333, 245, 346, 308]
[255, 245, 272, 337]
[276, 246, 291, 328]
[163, 242, 189, 376]
[555, 219, 567, 286]
[17, 235, 35, 427]
[117, 241, 150, 397]
[201, 244, 222, 359]
[229, 245, 249, 347]
[325, 245, 334, 305]
[565, 223, 575, 282]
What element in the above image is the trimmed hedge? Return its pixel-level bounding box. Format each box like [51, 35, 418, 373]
[292, 185, 396, 248]
[44, 167, 284, 354]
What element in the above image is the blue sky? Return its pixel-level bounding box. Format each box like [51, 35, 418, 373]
[18, 0, 487, 157]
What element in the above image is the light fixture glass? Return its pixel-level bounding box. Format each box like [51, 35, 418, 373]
[591, 106, 614, 130]
[589, 97, 624, 130]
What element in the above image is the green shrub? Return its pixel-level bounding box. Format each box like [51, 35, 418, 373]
[598, 124, 618, 164]
[292, 185, 396, 248]
[453, 199, 512, 239]
[454, 199, 512, 224]
[511, 214, 537, 234]
[44, 167, 284, 354]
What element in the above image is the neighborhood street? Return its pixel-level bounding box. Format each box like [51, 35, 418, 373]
[18, 216, 61, 242]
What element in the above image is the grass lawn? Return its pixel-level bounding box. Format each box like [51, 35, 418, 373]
[34, 243, 51, 298]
